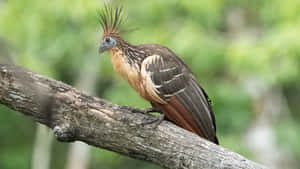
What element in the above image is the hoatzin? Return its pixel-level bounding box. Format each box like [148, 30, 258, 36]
[98, 7, 219, 144]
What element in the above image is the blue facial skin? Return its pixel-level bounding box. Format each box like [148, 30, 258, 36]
[99, 36, 117, 54]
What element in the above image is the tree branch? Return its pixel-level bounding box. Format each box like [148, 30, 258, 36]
[0, 64, 267, 169]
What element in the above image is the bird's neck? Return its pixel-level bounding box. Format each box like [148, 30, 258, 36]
[114, 39, 144, 66]
[108, 38, 142, 72]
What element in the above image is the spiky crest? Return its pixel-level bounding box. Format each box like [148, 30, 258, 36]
[98, 5, 124, 38]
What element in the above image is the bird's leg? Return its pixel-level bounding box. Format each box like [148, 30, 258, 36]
[134, 106, 164, 127]
[120, 105, 161, 114]
[141, 114, 165, 128]
[119, 105, 164, 127]
[138, 107, 161, 114]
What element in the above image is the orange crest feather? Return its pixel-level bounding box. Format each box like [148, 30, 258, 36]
[98, 5, 124, 38]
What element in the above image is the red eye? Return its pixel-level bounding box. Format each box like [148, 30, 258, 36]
[105, 38, 111, 43]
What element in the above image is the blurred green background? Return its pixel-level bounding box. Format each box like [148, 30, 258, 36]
[0, 0, 300, 169]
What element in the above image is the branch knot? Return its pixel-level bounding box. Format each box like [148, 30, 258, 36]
[53, 123, 76, 142]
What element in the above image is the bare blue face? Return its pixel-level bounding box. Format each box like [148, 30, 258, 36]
[99, 36, 117, 54]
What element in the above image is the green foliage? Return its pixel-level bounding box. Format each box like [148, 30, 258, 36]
[0, 0, 299, 168]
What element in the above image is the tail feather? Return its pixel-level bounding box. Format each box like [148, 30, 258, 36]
[152, 95, 218, 144]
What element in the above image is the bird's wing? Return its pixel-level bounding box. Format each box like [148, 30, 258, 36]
[141, 54, 218, 144]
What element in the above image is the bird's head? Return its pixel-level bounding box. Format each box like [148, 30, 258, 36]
[98, 6, 124, 54]
[99, 36, 117, 54]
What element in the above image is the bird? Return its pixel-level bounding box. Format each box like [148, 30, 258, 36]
[98, 6, 219, 144]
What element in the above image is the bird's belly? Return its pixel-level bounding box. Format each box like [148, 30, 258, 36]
[116, 63, 149, 100]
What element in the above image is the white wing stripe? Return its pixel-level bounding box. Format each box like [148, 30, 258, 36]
[163, 72, 184, 84]
[159, 66, 177, 72]
[164, 87, 186, 97]
[141, 55, 166, 104]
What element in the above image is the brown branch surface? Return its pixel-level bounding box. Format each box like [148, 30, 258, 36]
[0, 64, 268, 169]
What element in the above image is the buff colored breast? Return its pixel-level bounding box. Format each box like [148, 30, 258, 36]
[109, 47, 148, 100]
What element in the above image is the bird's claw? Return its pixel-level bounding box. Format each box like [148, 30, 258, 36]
[138, 107, 161, 114]
[119, 105, 163, 128]
[120, 106, 161, 114]
[141, 114, 165, 128]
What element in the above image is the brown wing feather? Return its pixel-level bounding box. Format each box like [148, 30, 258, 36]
[140, 46, 218, 144]
[171, 79, 219, 144]
[152, 97, 205, 138]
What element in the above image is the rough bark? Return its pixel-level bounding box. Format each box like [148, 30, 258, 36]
[0, 64, 268, 169]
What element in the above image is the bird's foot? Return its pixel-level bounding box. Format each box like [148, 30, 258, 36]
[138, 107, 161, 114]
[141, 114, 165, 128]
[119, 105, 163, 128]
[120, 106, 161, 114]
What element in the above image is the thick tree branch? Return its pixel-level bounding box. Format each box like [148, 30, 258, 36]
[0, 64, 267, 169]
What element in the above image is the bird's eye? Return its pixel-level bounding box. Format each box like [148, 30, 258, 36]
[105, 37, 111, 43]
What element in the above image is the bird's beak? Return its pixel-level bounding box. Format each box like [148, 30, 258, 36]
[98, 42, 109, 54]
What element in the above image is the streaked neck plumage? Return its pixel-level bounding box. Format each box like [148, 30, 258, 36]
[114, 38, 146, 66]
